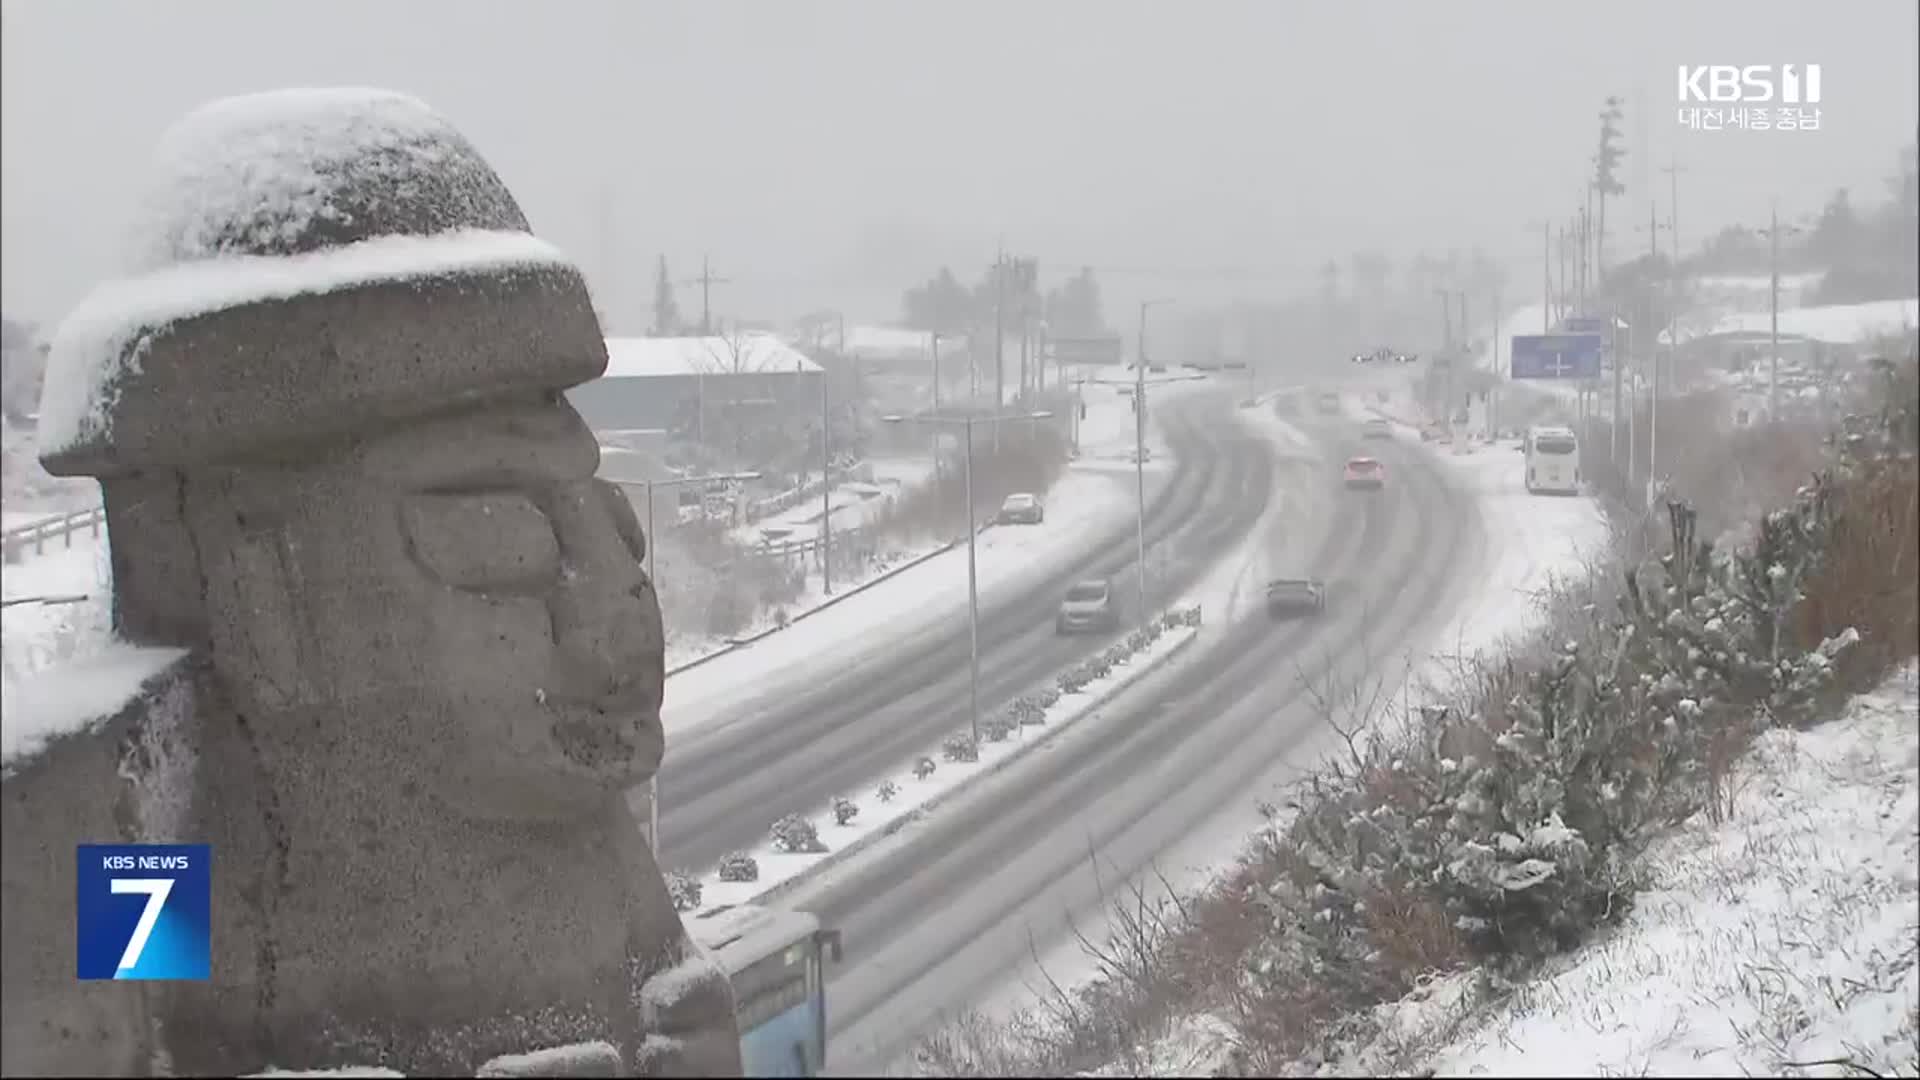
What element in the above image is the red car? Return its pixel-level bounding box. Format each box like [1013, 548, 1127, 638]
[1344, 456, 1386, 490]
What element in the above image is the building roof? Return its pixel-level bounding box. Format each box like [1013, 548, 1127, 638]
[601, 334, 823, 379]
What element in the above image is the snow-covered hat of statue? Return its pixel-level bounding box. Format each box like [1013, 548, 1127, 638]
[38, 88, 607, 476]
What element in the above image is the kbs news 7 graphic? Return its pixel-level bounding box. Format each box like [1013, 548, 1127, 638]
[75, 844, 212, 981]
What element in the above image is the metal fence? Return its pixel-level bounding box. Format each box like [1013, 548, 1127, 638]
[3, 505, 105, 564]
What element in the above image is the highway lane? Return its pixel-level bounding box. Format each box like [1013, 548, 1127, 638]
[657, 390, 1280, 873]
[785, 421, 1487, 1074]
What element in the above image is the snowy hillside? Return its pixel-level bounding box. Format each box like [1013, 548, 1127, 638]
[1365, 664, 1920, 1079]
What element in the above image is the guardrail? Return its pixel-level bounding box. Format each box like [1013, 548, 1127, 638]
[2, 506, 106, 564]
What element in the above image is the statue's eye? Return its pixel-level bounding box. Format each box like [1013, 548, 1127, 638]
[400, 491, 561, 594]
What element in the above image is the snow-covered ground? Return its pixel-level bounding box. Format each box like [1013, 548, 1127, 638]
[662, 461, 946, 670]
[1404, 441, 1609, 699]
[1690, 297, 1919, 345]
[726, 458, 934, 550]
[663, 381, 1206, 729]
[693, 619, 1202, 908]
[1, 530, 110, 685]
[1368, 662, 1920, 1079]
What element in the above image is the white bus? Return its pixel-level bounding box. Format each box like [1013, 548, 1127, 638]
[1524, 425, 1581, 495]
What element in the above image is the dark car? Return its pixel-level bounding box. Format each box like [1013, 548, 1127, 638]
[1266, 578, 1326, 618]
[1055, 579, 1120, 635]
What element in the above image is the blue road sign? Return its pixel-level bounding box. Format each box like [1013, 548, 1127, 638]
[1563, 316, 1608, 335]
[1510, 333, 1604, 380]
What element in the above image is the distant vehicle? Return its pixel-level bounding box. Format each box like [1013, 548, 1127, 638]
[1316, 392, 1342, 415]
[1525, 425, 1581, 495]
[996, 492, 1044, 525]
[1362, 417, 1393, 440]
[1056, 578, 1120, 634]
[1265, 578, 1326, 618]
[1129, 446, 1154, 464]
[686, 902, 842, 1077]
[1343, 456, 1386, 490]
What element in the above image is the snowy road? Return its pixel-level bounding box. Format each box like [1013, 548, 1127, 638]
[655, 389, 1276, 872]
[791, 419, 1486, 1074]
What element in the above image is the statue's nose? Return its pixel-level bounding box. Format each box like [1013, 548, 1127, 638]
[545, 483, 663, 701]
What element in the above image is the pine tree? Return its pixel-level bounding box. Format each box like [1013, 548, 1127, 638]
[651, 256, 681, 337]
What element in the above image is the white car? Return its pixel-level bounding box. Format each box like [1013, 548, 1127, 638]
[996, 492, 1044, 525]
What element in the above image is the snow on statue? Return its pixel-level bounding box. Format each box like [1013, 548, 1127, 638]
[0, 88, 740, 1076]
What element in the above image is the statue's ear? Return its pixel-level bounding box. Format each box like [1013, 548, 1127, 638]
[204, 526, 312, 712]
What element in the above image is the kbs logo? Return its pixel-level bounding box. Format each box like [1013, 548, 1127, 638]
[1678, 64, 1822, 104]
[76, 844, 211, 980]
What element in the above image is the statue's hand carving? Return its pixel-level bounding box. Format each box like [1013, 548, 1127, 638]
[634, 943, 741, 1078]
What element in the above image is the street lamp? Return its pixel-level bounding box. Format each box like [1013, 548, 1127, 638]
[1135, 298, 1174, 626]
[607, 470, 762, 591]
[604, 467, 759, 859]
[882, 408, 1054, 747]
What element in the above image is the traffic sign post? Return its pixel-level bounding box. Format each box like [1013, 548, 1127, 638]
[1510, 333, 1604, 380]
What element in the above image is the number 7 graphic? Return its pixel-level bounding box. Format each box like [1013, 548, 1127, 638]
[111, 878, 174, 972]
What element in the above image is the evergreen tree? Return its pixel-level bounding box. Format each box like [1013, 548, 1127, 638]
[651, 256, 682, 337]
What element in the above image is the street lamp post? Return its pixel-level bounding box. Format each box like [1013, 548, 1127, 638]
[606, 467, 760, 859]
[1135, 299, 1173, 626]
[883, 408, 1052, 746]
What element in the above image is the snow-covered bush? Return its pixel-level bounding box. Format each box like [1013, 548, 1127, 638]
[942, 732, 979, 763]
[1009, 695, 1046, 726]
[1036, 687, 1062, 710]
[832, 796, 859, 826]
[982, 713, 1017, 742]
[875, 779, 900, 803]
[1059, 666, 1093, 694]
[1087, 654, 1114, 680]
[770, 812, 828, 854]
[666, 870, 702, 912]
[717, 852, 758, 883]
[913, 756, 936, 780]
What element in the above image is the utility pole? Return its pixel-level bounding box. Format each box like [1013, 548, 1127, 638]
[992, 249, 1007, 450]
[930, 331, 945, 476]
[1456, 291, 1468, 427]
[1769, 201, 1781, 422]
[993, 249, 1007, 411]
[682, 256, 730, 336]
[1134, 298, 1171, 626]
[1529, 221, 1552, 333]
[1658, 157, 1685, 486]
[818, 359, 832, 595]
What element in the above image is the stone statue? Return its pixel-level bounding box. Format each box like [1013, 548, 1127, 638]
[5, 88, 741, 1076]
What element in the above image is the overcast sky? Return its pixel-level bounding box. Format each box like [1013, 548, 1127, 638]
[3, 0, 1915, 333]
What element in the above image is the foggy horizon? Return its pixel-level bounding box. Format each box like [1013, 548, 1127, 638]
[4, 0, 1916, 334]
